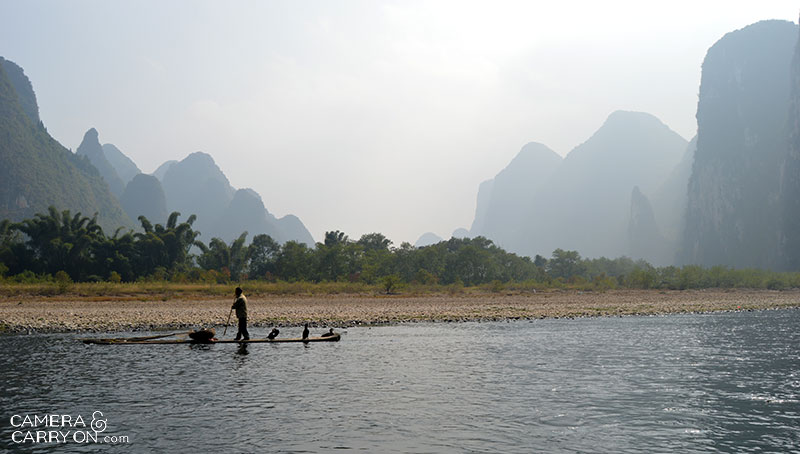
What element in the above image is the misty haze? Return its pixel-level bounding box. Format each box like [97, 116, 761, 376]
[1, 1, 799, 453]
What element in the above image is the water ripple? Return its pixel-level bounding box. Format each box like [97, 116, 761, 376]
[1, 310, 799, 452]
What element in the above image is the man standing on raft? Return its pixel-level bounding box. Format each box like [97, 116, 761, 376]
[232, 287, 249, 341]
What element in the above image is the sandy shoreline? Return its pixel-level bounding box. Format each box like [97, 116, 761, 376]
[0, 289, 798, 333]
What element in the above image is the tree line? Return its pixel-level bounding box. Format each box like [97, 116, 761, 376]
[1, 207, 799, 291]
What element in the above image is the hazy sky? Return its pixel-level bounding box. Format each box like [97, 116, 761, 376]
[1, 1, 797, 244]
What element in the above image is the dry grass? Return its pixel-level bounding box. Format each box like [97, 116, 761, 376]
[0, 280, 407, 299]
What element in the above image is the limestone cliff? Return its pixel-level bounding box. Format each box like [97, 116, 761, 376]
[628, 186, 669, 265]
[76, 128, 126, 199]
[781, 19, 800, 270]
[681, 20, 797, 268]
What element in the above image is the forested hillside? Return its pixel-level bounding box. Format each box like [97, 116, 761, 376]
[0, 58, 131, 232]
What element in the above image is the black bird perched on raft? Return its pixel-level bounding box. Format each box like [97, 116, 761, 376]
[302, 323, 309, 340]
[321, 328, 335, 338]
[267, 328, 280, 340]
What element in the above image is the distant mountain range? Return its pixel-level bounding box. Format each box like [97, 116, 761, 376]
[415, 232, 444, 247]
[464, 19, 800, 270]
[0, 57, 314, 246]
[472, 142, 562, 253]
[114, 145, 315, 246]
[156, 151, 314, 244]
[469, 110, 686, 263]
[5, 18, 800, 269]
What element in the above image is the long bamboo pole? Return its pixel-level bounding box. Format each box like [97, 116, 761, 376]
[222, 306, 233, 336]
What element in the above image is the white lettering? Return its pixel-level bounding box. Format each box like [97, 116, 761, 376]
[8, 413, 123, 445]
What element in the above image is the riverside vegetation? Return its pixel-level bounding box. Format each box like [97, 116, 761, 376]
[3, 208, 800, 298]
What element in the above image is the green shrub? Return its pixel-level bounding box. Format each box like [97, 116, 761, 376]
[151, 267, 168, 282]
[591, 274, 617, 291]
[170, 272, 189, 283]
[627, 268, 656, 289]
[382, 274, 401, 294]
[13, 270, 39, 283]
[54, 270, 72, 293]
[446, 279, 465, 295]
[414, 269, 438, 285]
[766, 277, 788, 290]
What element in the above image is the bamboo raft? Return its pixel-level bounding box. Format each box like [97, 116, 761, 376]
[80, 331, 340, 345]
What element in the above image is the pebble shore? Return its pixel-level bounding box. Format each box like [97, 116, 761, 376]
[0, 289, 798, 333]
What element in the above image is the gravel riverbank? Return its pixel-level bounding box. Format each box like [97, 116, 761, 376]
[1, 289, 798, 333]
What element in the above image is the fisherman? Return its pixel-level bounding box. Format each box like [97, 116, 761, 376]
[321, 328, 336, 338]
[231, 287, 249, 341]
[302, 323, 309, 340]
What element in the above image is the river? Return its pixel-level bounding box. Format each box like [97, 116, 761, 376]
[1, 309, 798, 453]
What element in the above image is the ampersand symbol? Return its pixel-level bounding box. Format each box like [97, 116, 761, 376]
[90, 411, 107, 433]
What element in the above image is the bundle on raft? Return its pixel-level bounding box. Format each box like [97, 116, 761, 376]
[188, 328, 216, 342]
[80, 329, 340, 345]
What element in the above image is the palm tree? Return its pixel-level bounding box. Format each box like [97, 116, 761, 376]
[133, 212, 200, 277]
[197, 232, 249, 281]
[14, 207, 104, 279]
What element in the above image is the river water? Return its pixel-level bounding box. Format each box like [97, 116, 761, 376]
[1, 309, 798, 453]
